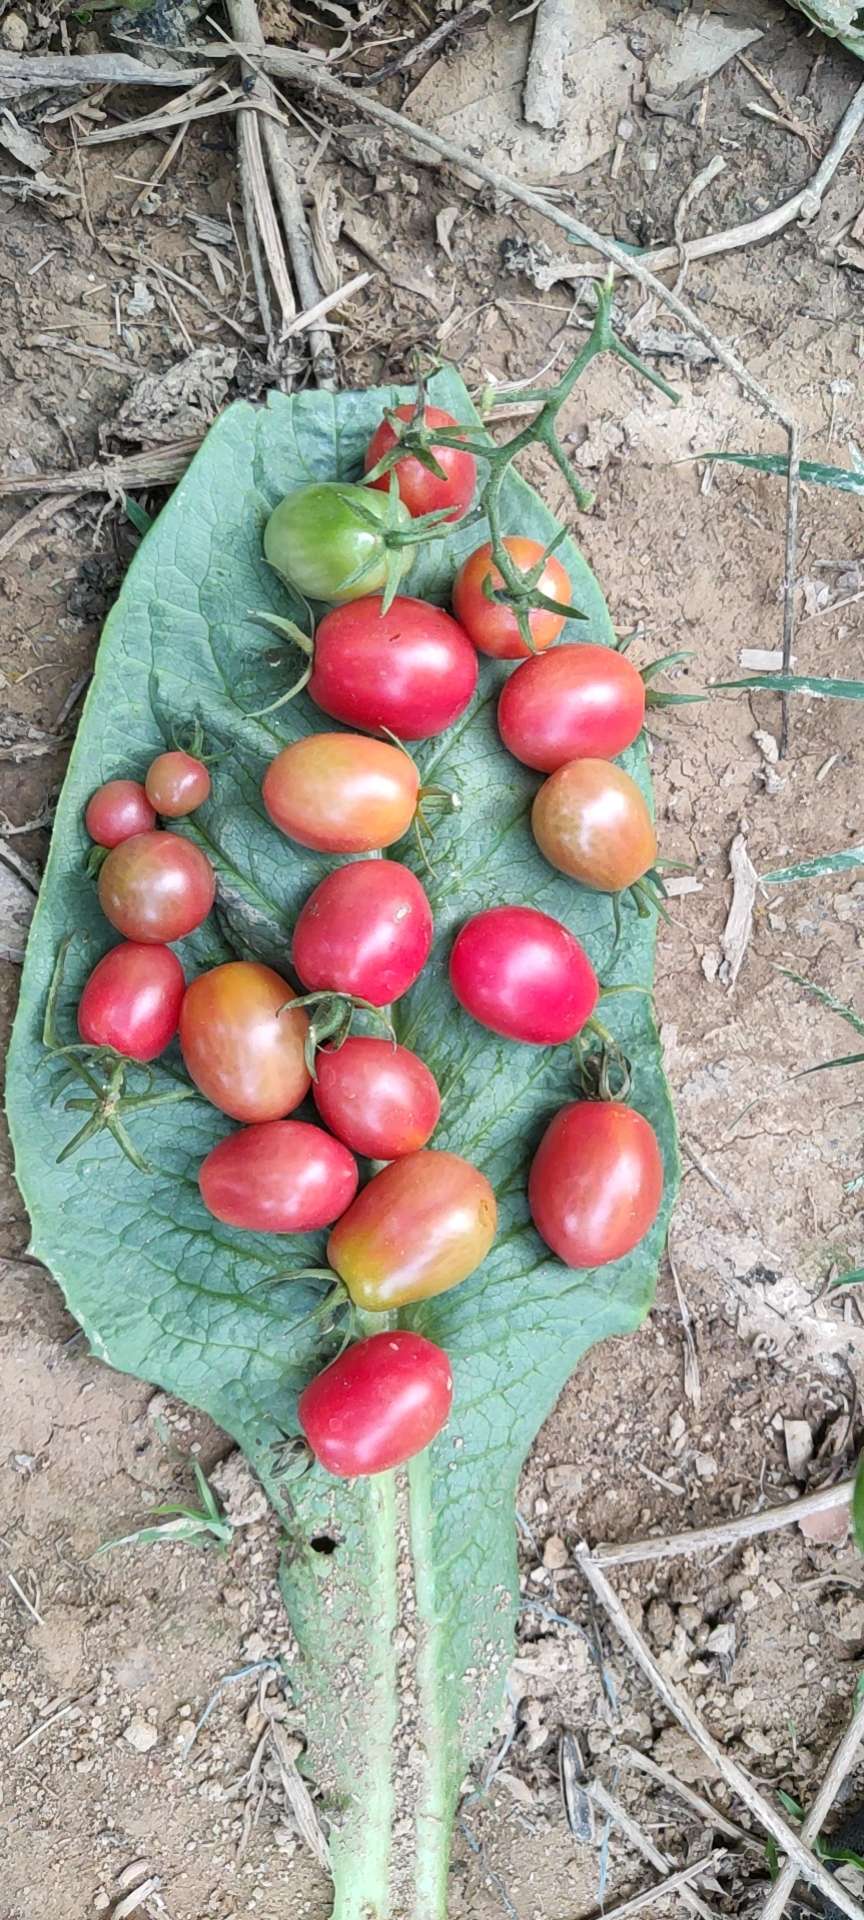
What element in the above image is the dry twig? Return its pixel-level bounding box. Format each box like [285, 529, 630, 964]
[759, 1691, 864, 1920]
[617, 1744, 758, 1849]
[0, 49, 210, 90]
[592, 1852, 726, 1920]
[369, 0, 490, 82]
[591, 1475, 853, 1567]
[523, 0, 571, 131]
[0, 493, 70, 565]
[588, 1777, 723, 1920]
[0, 439, 202, 502]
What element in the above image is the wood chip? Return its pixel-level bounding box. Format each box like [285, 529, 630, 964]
[523, 0, 572, 130]
[719, 827, 758, 988]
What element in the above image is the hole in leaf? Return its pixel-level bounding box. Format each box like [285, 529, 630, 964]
[309, 1534, 339, 1555]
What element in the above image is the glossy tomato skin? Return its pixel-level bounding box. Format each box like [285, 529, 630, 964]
[309, 595, 477, 741]
[85, 780, 155, 848]
[77, 942, 185, 1062]
[529, 1101, 663, 1267]
[97, 830, 215, 942]
[292, 860, 433, 1006]
[532, 759, 657, 892]
[263, 482, 413, 604]
[299, 1331, 453, 1478]
[179, 962, 311, 1122]
[328, 1149, 496, 1310]
[198, 1120, 357, 1232]
[145, 750, 211, 817]
[364, 405, 476, 523]
[263, 733, 418, 854]
[452, 537, 571, 660]
[498, 644, 645, 772]
[449, 905, 598, 1045]
[313, 1037, 440, 1159]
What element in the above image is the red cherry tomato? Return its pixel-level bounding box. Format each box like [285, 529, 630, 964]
[328, 1149, 496, 1310]
[179, 961, 311, 1122]
[299, 1330, 453, 1477]
[85, 780, 155, 848]
[292, 860, 433, 1006]
[313, 1037, 440, 1159]
[452, 537, 571, 660]
[449, 905, 598, 1045]
[97, 830, 215, 943]
[529, 1100, 663, 1268]
[263, 734, 418, 854]
[532, 759, 657, 892]
[198, 1120, 357, 1232]
[363, 404, 476, 523]
[145, 750, 211, 817]
[307, 595, 477, 741]
[498, 644, 646, 772]
[77, 942, 185, 1062]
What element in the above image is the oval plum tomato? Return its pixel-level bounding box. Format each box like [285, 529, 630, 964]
[179, 961, 311, 1122]
[449, 905, 598, 1045]
[145, 750, 211, 817]
[364, 405, 476, 523]
[452, 537, 571, 660]
[263, 734, 418, 854]
[299, 1331, 453, 1478]
[77, 942, 185, 1062]
[529, 1100, 663, 1268]
[263, 481, 413, 604]
[532, 759, 657, 893]
[85, 779, 155, 848]
[328, 1149, 496, 1310]
[498, 644, 645, 772]
[198, 1120, 357, 1232]
[308, 595, 477, 740]
[313, 1037, 440, 1159]
[292, 860, 433, 1006]
[97, 830, 215, 942]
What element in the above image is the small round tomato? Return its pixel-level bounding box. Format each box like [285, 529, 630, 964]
[264, 481, 413, 604]
[77, 942, 185, 1061]
[145, 750, 211, 817]
[85, 779, 155, 848]
[299, 1331, 453, 1478]
[452, 537, 571, 660]
[308, 595, 477, 740]
[364, 405, 476, 523]
[449, 905, 598, 1045]
[292, 860, 433, 1006]
[532, 760, 657, 893]
[199, 1119, 357, 1232]
[313, 1037, 440, 1159]
[179, 961, 310, 1122]
[529, 1101, 663, 1267]
[498, 644, 645, 771]
[328, 1149, 496, 1310]
[263, 734, 418, 854]
[97, 830, 215, 943]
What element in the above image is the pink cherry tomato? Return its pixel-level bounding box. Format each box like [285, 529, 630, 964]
[307, 595, 478, 740]
[97, 830, 215, 943]
[77, 942, 185, 1061]
[449, 905, 598, 1044]
[298, 1331, 454, 1477]
[292, 859, 433, 1006]
[198, 1119, 358, 1232]
[497, 644, 646, 772]
[85, 780, 155, 848]
[145, 750, 211, 817]
[529, 1101, 663, 1268]
[313, 1037, 440, 1159]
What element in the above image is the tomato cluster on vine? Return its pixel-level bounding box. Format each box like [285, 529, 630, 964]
[67, 399, 677, 1482]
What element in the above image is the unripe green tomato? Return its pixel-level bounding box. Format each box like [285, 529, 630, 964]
[263, 482, 413, 604]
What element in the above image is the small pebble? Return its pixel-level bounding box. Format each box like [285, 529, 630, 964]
[0, 11, 28, 49]
[123, 1715, 158, 1753]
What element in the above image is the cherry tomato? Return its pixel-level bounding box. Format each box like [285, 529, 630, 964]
[97, 830, 215, 943]
[292, 860, 433, 1006]
[77, 942, 185, 1062]
[263, 734, 418, 854]
[264, 481, 413, 604]
[449, 905, 598, 1045]
[307, 595, 477, 741]
[529, 1101, 663, 1267]
[198, 1120, 357, 1232]
[328, 1149, 496, 1310]
[498, 644, 645, 772]
[179, 961, 311, 1122]
[85, 779, 155, 848]
[364, 405, 476, 523]
[532, 760, 657, 892]
[313, 1037, 440, 1159]
[145, 750, 211, 817]
[452, 537, 571, 660]
[299, 1331, 453, 1478]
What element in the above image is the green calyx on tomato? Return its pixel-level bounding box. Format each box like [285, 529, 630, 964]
[263, 472, 457, 615]
[287, 989, 397, 1081]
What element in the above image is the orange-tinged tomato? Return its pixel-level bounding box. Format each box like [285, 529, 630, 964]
[262, 733, 419, 854]
[328, 1149, 496, 1310]
[529, 1101, 663, 1267]
[531, 758, 656, 892]
[452, 537, 571, 660]
[179, 961, 310, 1122]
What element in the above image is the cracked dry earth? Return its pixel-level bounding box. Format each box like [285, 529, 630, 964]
[2, 1, 864, 1914]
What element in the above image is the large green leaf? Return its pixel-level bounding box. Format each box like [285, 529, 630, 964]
[6, 370, 678, 1919]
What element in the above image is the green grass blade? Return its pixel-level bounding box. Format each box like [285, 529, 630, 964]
[718, 675, 864, 700]
[781, 970, 864, 1039]
[700, 450, 864, 494]
[762, 845, 864, 884]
